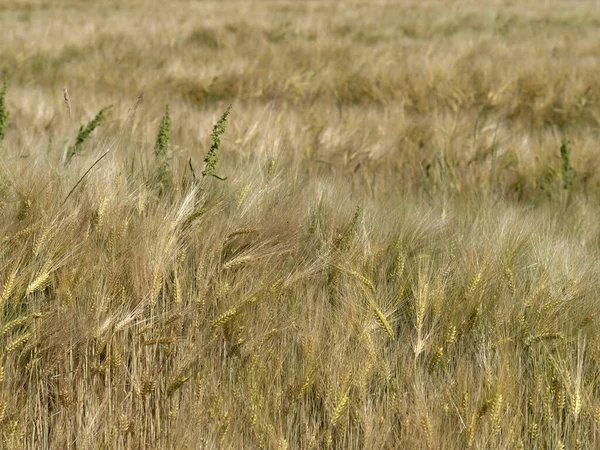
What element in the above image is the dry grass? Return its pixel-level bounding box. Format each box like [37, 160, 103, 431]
[1, 0, 600, 448]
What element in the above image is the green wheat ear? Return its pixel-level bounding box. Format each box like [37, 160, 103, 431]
[0, 78, 8, 144]
[66, 105, 112, 164]
[154, 104, 171, 157]
[202, 104, 232, 181]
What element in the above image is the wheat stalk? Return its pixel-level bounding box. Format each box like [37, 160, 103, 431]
[223, 255, 253, 270]
[173, 268, 181, 305]
[445, 324, 457, 346]
[126, 91, 143, 124]
[6, 332, 32, 353]
[211, 307, 238, 331]
[331, 388, 349, 426]
[33, 226, 51, 257]
[465, 272, 481, 300]
[0, 266, 17, 306]
[490, 390, 503, 435]
[167, 375, 190, 397]
[26, 271, 50, 297]
[238, 184, 250, 208]
[421, 414, 432, 449]
[227, 228, 259, 239]
[428, 347, 443, 373]
[211, 296, 257, 331]
[365, 294, 394, 339]
[2, 316, 31, 336]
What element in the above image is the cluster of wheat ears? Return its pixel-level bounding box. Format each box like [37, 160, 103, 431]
[2, 1, 600, 449]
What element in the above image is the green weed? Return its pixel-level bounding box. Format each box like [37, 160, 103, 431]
[154, 104, 171, 157]
[560, 136, 576, 190]
[0, 78, 7, 144]
[66, 105, 112, 164]
[202, 104, 232, 181]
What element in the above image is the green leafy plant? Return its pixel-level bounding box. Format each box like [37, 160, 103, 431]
[202, 104, 232, 180]
[560, 136, 576, 190]
[66, 105, 112, 164]
[0, 78, 8, 144]
[151, 105, 173, 194]
[154, 104, 171, 157]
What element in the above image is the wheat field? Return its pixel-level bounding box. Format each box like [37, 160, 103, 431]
[1, 0, 600, 448]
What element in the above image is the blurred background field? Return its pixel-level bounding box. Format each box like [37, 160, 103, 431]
[1, 1, 600, 448]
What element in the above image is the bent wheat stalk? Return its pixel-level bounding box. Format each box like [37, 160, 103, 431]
[62, 150, 111, 205]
